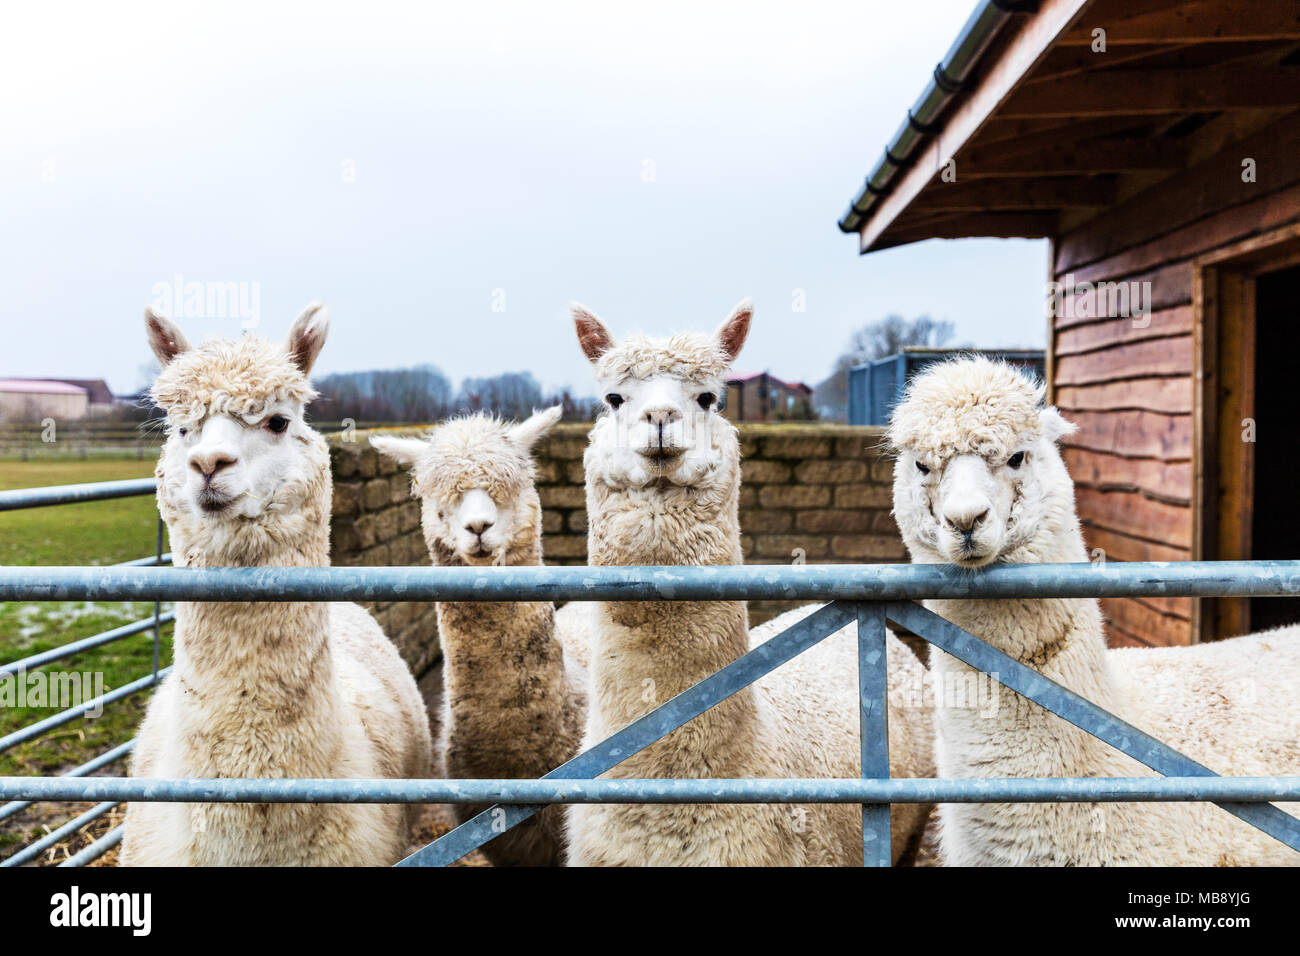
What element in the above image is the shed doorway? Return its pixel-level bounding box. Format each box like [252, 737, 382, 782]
[1197, 229, 1300, 641]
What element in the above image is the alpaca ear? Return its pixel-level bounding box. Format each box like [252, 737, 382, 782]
[572, 303, 614, 364]
[370, 434, 428, 470]
[143, 308, 191, 367]
[286, 302, 330, 374]
[1040, 406, 1077, 443]
[713, 298, 753, 364]
[508, 405, 563, 449]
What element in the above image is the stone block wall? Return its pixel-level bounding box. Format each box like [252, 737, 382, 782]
[329, 423, 900, 674]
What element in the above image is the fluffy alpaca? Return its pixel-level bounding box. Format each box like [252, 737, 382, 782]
[564, 300, 934, 866]
[371, 408, 587, 866]
[888, 356, 1300, 866]
[120, 305, 431, 867]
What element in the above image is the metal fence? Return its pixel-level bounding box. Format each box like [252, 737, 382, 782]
[0, 479, 171, 866]
[1, 478, 1299, 866]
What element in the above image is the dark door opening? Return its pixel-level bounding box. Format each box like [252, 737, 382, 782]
[1250, 264, 1300, 631]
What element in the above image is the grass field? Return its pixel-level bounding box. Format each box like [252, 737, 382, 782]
[0, 456, 175, 861]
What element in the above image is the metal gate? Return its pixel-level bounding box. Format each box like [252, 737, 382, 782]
[2, 479, 1299, 866]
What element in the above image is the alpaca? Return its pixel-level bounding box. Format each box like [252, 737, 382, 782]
[888, 356, 1300, 866]
[371, 408, 588, 866]
[120, 305, 432, 867]
[564, 300, 934, 866]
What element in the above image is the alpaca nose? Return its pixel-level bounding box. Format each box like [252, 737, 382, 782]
[189, 450, 238, 480]
[944, 506, 989, 535]
[465, 518, 494, 536]
[642, 405, 682, 428]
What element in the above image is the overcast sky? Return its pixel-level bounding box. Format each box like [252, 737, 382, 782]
[2, 0, 1047, 397]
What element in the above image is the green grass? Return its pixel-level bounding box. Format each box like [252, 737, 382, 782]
[0, 457, 174, 783]
[0, 458, 167, 566]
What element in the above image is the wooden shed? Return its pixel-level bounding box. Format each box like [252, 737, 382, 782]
[839, 0, 1300, 647]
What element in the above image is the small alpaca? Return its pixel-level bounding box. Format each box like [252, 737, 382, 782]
[565, 300, 934, 866]
[372, 408, 588, 866]
[120, 305, 432, 867]
[888, 356, 1300, 866]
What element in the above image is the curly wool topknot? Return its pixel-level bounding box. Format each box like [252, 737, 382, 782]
[151, 335, 317, 424]
[887, 356, 1045, 461]
[411, 413, 534, 503]
[595, 332, 732, 384]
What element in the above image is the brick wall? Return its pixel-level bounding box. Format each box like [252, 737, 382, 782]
[328, 423, 900, 674]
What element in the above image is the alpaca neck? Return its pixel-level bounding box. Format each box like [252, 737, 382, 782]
[432, 521, 568, 718]
[166, 479, 344, 776]
[927, 498, 1124, 769]
[585, 471, 760, 762]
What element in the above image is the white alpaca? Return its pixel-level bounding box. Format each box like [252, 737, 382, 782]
[372, 408, 588, 866]
[888, 356, 1300, 866]
[120, 305, 432, 867]
[564, 300, 934, 866]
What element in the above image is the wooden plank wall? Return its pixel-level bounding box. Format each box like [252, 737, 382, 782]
[1051, 109, 1300, 648]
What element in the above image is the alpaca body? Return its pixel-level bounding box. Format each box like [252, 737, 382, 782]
[436, 599, 586, 865]
[373, 409, 587, 865]
[569, 599, 932, 866]
[887, 356, 1300, 866]
[565, 301, 934, 866]
[124, 602, 429, 866]
[121, 306, 431, 866]
[929, 595, 1300, 866]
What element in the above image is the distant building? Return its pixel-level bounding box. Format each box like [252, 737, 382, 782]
[723, 372, 815, 423]
[0, 380, 91, 421]
[848, 348, 1045, 426]
[47, 378, 116, 414]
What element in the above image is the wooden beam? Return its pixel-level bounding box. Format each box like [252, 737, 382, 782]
[1060, 0, 1300, 46]
[962, 138, 1185, 176]
[999, 66, 1300, 118]
[1056, 376, 1193, 414]
[911, 177, 1115, 211]
[859, 0, 1092, 252]
[875, 212, 1056, 249]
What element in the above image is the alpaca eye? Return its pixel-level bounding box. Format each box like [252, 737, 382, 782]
[267, 415, 290, 434]
[177, 427, 188, 437]
[605, 393, 624, 410]
[1008, 451, 1025, 469]
[915, 461, 930, 476]
[697, 392, 716, 410]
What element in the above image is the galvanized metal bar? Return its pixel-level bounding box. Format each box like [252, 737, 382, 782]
[152, 514, 164, 684]
[4, 775, 1300, 804]
[0, 740, 135, 824]
[857, 603, 891, 866]
[0, 613, 175, 677]
[887, 600, 1300, 852]
[400, 601, 858, 866]
[0, 668, 171, 754]
[1, 802, 118, 867]
[3, 560, 1299, 603]
[0, 478, 157, 511]
[58, 824, 123, 867]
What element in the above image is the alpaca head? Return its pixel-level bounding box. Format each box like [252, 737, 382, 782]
[887, 357, 1079, 568]
[371, 407, 562, 567]
[145, 304, 332, 561]
[572, 299, 751, 494]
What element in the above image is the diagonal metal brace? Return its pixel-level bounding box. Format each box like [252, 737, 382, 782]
[399, 601, 857, 866]
[886, 600, 1300, 852]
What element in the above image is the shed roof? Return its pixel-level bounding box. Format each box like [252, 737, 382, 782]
[0, 379, 89, 396]
[839, 0, 1300, 252]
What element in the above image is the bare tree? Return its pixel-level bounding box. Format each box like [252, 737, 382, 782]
[813, 315, 956, 421]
